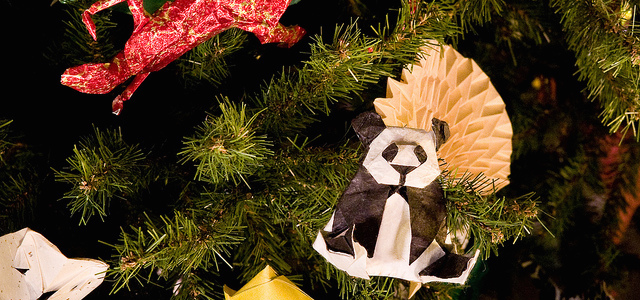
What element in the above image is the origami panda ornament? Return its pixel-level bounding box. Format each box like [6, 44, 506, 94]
[313, 111, 477, 289]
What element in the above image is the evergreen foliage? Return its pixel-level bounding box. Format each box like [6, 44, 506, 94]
[177, 28, 248, 87]
[179, 100, 272, 186]
[0, 120, 42, 234]
[250, 1, 460, 139]
[54, 127, 146, 224]
[441, 170, 542, 259]
[105, 208, 245, 297]
[7, 0, 640, 299]
[550, 0, 640, 137]
[55, 0, 120, 66]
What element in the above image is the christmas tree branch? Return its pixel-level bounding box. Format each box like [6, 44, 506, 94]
[0, 120, 42, 234]
[177, 28, 248, 87]
[0, 173, 39, 234]
[252, 0, 460, 140]
[551, 0, 640, 137]
[232, 143, 360, 283]
[54, 126, 146, 224]
[441, 168, 543, 259]
[55, 1, 119, 66]
[170, 271, 221, 300]
[105, 201, 245, 294]
[178, 99, 273, 187]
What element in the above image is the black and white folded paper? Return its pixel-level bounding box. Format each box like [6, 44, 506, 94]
[313, 112, 478, 295]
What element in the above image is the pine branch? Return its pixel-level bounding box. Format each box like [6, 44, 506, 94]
[541, 142, 632, 296]
[0, 120, 42, 234]
[551, 0, 640, 137]
[104, 201, 245, 295]
[171, 271, 221, 300]
[56, 1, 119, 66]
[311, 260, 398, 300]
[449, 0, 506, 35]
[251, 0, 460, 140]
[54, 126, 146, 224]
[0, 174, 39, 234]
[178, 99, 273, 187]
[547, 133, 640, 240]
[372, 0, 462, 66]
[251, 21, 390, 138]
[177, 28, 248, 87]
[257, 140, 360, 240]
[441, 169, 543, 259]
[231, 142, 360, 284]
[498, 2, 552, 45]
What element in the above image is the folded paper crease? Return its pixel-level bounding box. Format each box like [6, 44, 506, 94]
[224, 265, 314, 300]
[374, 44, 513, 192]
[0, 228, 109, 300]
[315, 43, 512, 298]
[313, 112, 480, 298]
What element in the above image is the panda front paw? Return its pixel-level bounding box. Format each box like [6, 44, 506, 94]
[419, 252, 471, 279]
[321, 227, 355, 257]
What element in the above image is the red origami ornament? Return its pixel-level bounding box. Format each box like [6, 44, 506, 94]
[61, 0, 306, 115]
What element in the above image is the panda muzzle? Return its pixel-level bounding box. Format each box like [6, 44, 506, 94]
[390, 165, 417, 185]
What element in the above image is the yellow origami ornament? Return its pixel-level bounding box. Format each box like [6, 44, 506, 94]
[374, 43, 513, 193]
[223, 265, 314, 300]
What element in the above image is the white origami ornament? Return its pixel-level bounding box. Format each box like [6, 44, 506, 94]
[374, 43, 513, 192]
[0, 228, 109, 300]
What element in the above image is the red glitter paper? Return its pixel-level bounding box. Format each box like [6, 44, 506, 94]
[61, 0, 305, 115]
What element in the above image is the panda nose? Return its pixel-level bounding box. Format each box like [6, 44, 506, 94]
[391, 165, 416, 185]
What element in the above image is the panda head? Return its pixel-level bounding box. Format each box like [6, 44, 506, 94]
[352, 111, 450, 188]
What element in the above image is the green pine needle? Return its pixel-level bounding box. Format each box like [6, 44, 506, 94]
[54, 126, 145, 224]
[179, 99, 273, 187]
[551, 0, 640, 137]
[103, 199, 245, 293]
[441, 169, 543, 259]
[177, 28, 248, 87]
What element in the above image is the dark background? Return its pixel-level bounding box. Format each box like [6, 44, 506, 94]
[3, 0, 640, 299]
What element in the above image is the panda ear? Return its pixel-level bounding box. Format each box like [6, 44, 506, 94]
[431, 118, 450, 150]
[352, 111, 387, 146]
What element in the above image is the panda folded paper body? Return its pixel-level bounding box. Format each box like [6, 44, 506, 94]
[0, 228, 109, 300]
[313, 111, 478, 287]
[314, 43, 512, 297]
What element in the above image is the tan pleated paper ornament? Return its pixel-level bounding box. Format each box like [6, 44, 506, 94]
[374, 44, 512, 192]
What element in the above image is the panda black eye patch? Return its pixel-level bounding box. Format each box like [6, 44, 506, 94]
[382, 143, 398, 162]
[414, 145, 428, 164]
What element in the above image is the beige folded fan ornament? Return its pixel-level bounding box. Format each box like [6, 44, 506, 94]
[0, 228, 109, 300]
[375, 43, 512, 192]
